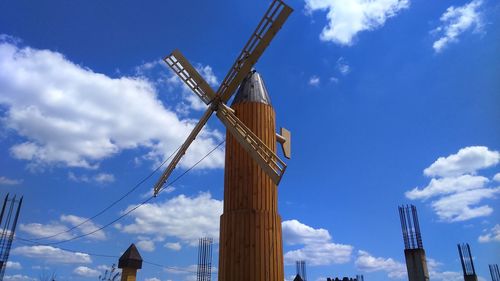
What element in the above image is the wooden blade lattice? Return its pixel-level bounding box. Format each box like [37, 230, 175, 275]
[216, 104, 286, 184]
[153, 107, 215, 196]
[218, 0, 293, 103]
[164, 50, 216, 105]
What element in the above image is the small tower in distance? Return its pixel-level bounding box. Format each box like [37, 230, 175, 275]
[458, 243, 478, 281]
[296, 260, 307, 281]
[399, 205, 429, 281]
[293, 274, 304, 281]
[118, 243, 143, 281]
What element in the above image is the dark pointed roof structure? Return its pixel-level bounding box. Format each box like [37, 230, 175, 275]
[232, 70, 271, 106]
[293, 274, 304, 281]
[118, 243, 143, 269]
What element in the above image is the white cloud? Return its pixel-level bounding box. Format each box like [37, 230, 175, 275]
[478, 224, 500, 243]
[431, 187, 500, 222]
[165, 242, 182, 251]
[426, 258, 463, 281]
[0, 176, 22, 185]
[19, 214, 106, 241]
[423, 146, 498, 177]
[12, 245, 92, 264]
[336, 57, 350, 75]
[4, 275, 36, 281]
[284, 242, 353, 266]
[68, 172, 115, 184]
[355, 250, 406, 279]
[19, 222, 73, 241]
[282, 219, 353, 266]
[137, 239, 156, 252]
[430, 271, 463, 281]
[305, 0, 409, 45]
[6, 261, 22, 270]
[121, 192, 222, 245]
[74, 266, 100, 277]
[96, 264, 111, 271]
[145, 278, 161, 281]
[0, 38, 224, 171]
[432, 0, 483, 53]
[148, 58, 218, 113]
[94, 173, 116, 183]
[282, 220, 331, 245]
[405, 174, 489, 200]
[60, 214, 106, 240]
[164, 264, 198, 275]
[329, 76, 339, 83]
[406, 146, 500, 222]
[308, 76, 320, 86]
[493, 173, 500, 182]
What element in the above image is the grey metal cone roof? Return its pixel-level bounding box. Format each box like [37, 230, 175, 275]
[231, 70, 271, 106]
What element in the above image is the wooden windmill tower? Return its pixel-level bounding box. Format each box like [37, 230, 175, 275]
[153, 1, 293, 280]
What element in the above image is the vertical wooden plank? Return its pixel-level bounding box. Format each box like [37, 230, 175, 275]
[219, 101, 284, 281]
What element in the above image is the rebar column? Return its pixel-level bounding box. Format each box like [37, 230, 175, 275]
[398, 205, 429, 281]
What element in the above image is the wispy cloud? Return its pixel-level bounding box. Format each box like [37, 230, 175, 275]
[20, 214, 106, 241]
[73, 266, 100, 277]
[432, 0, 484, 53]
[4, 275, 36, 281]
[309, 76, 320, 86]
[68, 172, 115, 184]
[305, 0, 409, 45]
[0, 176, 22, 185]
[164, 242, 182, 251]
[6, 261, 22, 270]
[478, 224, 500, 243]
[405, 146, 500, 222]
[336, 57, 350, 75]
[12, 245, 92, 264]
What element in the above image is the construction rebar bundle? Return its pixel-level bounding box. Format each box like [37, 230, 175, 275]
[0, 194, 23, 281]
[458, 243, 476, 276]
[398, 205, 423, 249]
[196, 237, 213, 281]
[490, 264, 500, 281]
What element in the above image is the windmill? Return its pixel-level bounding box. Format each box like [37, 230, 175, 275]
[153, 1, 293, 280]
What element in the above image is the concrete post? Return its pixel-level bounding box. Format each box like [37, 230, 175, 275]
[118, 244, 143, 281]
[404, 249, 430, 281]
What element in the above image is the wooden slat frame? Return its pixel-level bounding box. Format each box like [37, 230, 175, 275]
[164, 50, 216, 105]
[217, 0, 293, 103]
[153, 107, 215, 195]
[216, 104, 286, 184]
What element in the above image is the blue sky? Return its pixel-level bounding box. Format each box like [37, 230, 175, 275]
[0, 0, 499, 280]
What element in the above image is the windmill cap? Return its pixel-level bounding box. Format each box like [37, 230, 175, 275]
[118, 243, 143, 269]
[231, 70, 271, 106]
